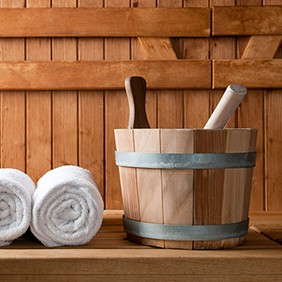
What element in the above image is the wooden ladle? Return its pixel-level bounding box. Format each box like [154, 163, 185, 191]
[125, 76, 150, 129]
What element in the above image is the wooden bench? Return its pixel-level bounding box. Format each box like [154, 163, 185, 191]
[0, 211, 281, 281]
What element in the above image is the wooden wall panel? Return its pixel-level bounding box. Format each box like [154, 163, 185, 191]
[131, 0, 157, 129]
[264, 0, 282, 211]
[0, 0, 25, 171]
[52, 0, 78, 168]
[183, 0, 210, 129]
[26, 0, 52, 184]
[237, 0, 264, 212]
[210, 0, 236, 129]
[0, 61, 211, 90]
[78, 0, 104, 197]
[105, 0, 130, 210]
[213, 60, 282, 89]
[213, 6, 282, 35]
[157, 0, 183, 129]
[0, 3, 281, 211]
[0, 7, 210, 37]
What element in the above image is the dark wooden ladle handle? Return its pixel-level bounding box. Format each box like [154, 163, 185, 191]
[125, 76, 150, 129]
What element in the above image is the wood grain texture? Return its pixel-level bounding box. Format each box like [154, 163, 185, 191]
[133, 129, 164, 248]
[156, 0, 183, 129]
[213, 6, 282, 35]
[52, 0, 78, 168]
[161, 129, 194, 249]
[26, 0, 52, 183]
[210, 0, 236, 129]
[264, 0, 282, 212]
[236, 0, 271, 212]
[138, 37, 177, 60]
[193, 130, 227, 249]
[183, 0, 210, 129]
[114, 129, 140, 221]
[213, 59, 282, 89]
[104, 0, 130, 210]
[242, 35, 282, 59]
[0, 211, 281, 281]
[130, 0, 157, 129]
[0, 7, 210, 37]
[0, 0, 25, 171]
[0, 60, 211, 90]
[78, 0, 104, 198]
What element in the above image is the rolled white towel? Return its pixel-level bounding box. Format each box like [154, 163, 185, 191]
[31, 165, 104, 247]
[0, 168, 35, 247]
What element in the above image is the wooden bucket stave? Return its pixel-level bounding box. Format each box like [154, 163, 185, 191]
[115, 128, 257, 250]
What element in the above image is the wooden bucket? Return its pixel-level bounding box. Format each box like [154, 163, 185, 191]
[114, 128, 257, 249]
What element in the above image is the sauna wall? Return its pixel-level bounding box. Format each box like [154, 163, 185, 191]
[0, 0, 281, 211]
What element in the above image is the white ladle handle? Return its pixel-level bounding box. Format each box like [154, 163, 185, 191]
[204, 84, 247, 129]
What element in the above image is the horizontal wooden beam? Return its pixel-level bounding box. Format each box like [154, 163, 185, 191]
[0, 61, 211, 90]
[0, 8, 210, 37]
[213, 6, 282, 35]
[213, 60, 282, 89]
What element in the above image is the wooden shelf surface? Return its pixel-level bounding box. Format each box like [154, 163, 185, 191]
[0, 211, 281, 281]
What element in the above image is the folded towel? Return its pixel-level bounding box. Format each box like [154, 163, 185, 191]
[0, 168, 35, 247]
[31, 165, 104, 247]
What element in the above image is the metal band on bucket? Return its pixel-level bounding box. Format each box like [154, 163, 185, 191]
[115, 151, 256, 169]
[123, 216, 249, 241]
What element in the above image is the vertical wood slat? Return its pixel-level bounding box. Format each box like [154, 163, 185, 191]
[183, 0, 210, 129]
[26, 0, 51, 183]
[221, 129, 256, 248]
[264, 0, 282, 211]
[193, 0, 236, 250]
[193, 130, 226, 249]
[210, 0, 236, 129]
[52, 0, 78, 169]
[161, 129, 193, 249]
[114, 129, 139, 220]
[134, 129, 164, 248]
[105, 0, 130, 209]
[78, 0, 104, 198]
[237, 0, 264, 212]
[157, 0, 183, 129]
[0, 0, 25, 172]
[131, 0, 157, 128]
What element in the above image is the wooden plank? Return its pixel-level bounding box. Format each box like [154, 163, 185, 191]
[183, 0, 210, 129]
[3, 274, 282, 282]
[160, 129, 194, 249]
[0, 60, 211, 90]
[264, 0, 282, 212]
[138, 37, 177, 60]
[0, 245, 281, 275]
[193, 130, 227, 249]
[78, 0, 104, 198]
[221, 129, 257, 248]
[130, 0, 157, 129]
[26, 0, 52, 183]
[52, 0, 78, 168]
[0, 212, 282, 279]
[156, 0, 183, 129]
[213, 59, 282, 89]
[104, 0, 130, 210]
[237, 0, 264, 212]
[114, 129, 140, 221]
[134, 129, 164, 248]
[213, 6, 282, 35]
[210, 0, 236, 129]
[1, 274, 282, 282]
[242, 36, 282, 59]
[0, 0, 25, 171]
[251, 211, 282, 244]
[0, 7, 210, 37]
